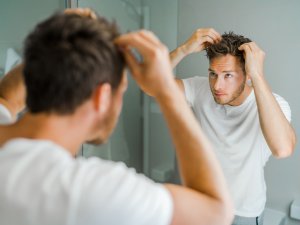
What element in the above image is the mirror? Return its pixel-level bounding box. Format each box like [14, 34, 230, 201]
[0, 1, 65, 76]
[77, 0, 179, 179]
[1, 1, 299, 224]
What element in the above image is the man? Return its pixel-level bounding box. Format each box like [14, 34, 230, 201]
[0, 10, 233, 225]
[0, 64, 25, 124]
[170, 28, 296, 225]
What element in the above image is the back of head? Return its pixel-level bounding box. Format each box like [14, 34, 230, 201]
[24, 11, 125, 114]
[206, 32, 251, 72]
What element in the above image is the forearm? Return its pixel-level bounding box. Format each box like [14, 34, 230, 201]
[170, 46, 189, 69]
[155, 81, 229, 202]
[0, 63, 26, 118]
[252, 75, 296, 157]
[170, 28, 221, 70]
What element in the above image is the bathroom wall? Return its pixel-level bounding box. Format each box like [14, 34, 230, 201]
[142, 0, 178, 180]
[78, 0, 144, 171]
[0, 0, 65, 76]
[177, 0, 300, 224]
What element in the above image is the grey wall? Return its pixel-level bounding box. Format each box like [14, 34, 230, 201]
[144, 0, 178, 181]
[177, 0, 300, 224]
[0, 0, 65, 75]
[78, 0, 143, 172]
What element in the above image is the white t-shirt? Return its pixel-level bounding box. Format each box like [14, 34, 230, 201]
[0, 104, 13, 125]
[183, 76, 291, 217]
[0, 105, 173, 225]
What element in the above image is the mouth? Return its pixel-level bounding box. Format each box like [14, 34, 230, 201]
[214, 92, 226, 97]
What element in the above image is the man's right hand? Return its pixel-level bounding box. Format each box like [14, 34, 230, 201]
[64, 8, 97, 19]
[115, 30, 176, 99]
[180, 28, 221, 55]
[170, 28, 221, 69]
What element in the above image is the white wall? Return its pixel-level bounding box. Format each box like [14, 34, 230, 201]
[177, 0, 300, 224]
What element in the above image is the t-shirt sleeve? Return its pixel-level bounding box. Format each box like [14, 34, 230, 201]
[0, 104, 13, 125]
[182, 76, 207, 107]
[74, 158, 173, 225]
[273, 93, 291, 122]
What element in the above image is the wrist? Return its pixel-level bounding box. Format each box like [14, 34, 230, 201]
[249, 72, 264, 79]
[177, 44, 191, 57]
[155, 80, 182, 102]
[250, 73, 265, 86]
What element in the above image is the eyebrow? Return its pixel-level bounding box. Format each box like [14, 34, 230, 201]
[208, 68, 235, 73]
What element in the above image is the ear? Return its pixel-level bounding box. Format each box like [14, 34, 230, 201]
[93, 83, 112, 115]
[246, 74, 252, 87]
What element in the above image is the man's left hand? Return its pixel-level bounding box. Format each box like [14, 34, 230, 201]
[238, 42, 265, 79]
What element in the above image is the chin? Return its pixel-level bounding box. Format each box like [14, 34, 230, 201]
[214, 98, 227, 105]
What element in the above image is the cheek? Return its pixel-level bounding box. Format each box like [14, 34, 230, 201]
[229, 76, 244, 88]
[208, 78, 215, 88]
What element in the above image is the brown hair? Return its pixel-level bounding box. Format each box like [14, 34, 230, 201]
[24, 12, 125, 114]
[206, 31, 251, 72]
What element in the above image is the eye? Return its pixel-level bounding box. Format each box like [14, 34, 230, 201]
[209, 72, 217, 79]
[225, 73, 233, 78]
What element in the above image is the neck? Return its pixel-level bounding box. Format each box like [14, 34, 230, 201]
[228, 85, 253, 106]
[2, 111, 93, 156]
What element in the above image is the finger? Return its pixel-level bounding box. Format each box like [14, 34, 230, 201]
[139, 30, 162, 47]
[207, 28, 222, 42]
[86, 8, 97, 19]
[198, 28, 221, 43]
[201, 35, 216, 45]
[120, 47, 140, 76]
[64, 8, 96, 19]
[115, 32, 159, 61]
[249, 42, 261, 52]
[239, 44, 254, 60]
[203, 34, 218, 44]
[238, 43, 252, 52]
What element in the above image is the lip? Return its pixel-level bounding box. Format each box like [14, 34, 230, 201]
[214, 92, 226, 97]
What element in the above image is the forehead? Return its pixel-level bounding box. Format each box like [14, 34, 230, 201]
[209, 54, 243, 72]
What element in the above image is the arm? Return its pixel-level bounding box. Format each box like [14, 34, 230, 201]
[0, 63, 26, 120]
[171, 28, 221, 95]
[116, 30, 233, 225]
[170, 28, 221, 69]
[239, 42, 296, 158]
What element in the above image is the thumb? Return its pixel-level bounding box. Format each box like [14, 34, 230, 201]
[121, 47, 140, 77]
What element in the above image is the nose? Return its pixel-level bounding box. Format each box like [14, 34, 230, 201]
[214, 77, 225, 91]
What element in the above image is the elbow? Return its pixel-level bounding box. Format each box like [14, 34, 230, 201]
[213, 197, 234, 225]
[223, 203, 234, 225]
[216, 202, 234, 225]
[272, 145, 295, 159]
[272, 133, 296, 159]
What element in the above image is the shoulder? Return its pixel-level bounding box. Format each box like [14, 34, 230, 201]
[272, 93, 289, 104]
[182, 76, 209, 96]
[182, 76, 208, 87]
[73, 157, 173, 225]
[0, 103, 13, 125]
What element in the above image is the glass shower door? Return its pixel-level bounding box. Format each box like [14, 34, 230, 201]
[78, 0, 144, 173]
[75, 0, 179, 181]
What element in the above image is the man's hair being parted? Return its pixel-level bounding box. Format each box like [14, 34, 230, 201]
[206, 32, 251, 72]
[24, 11, 125, 114]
